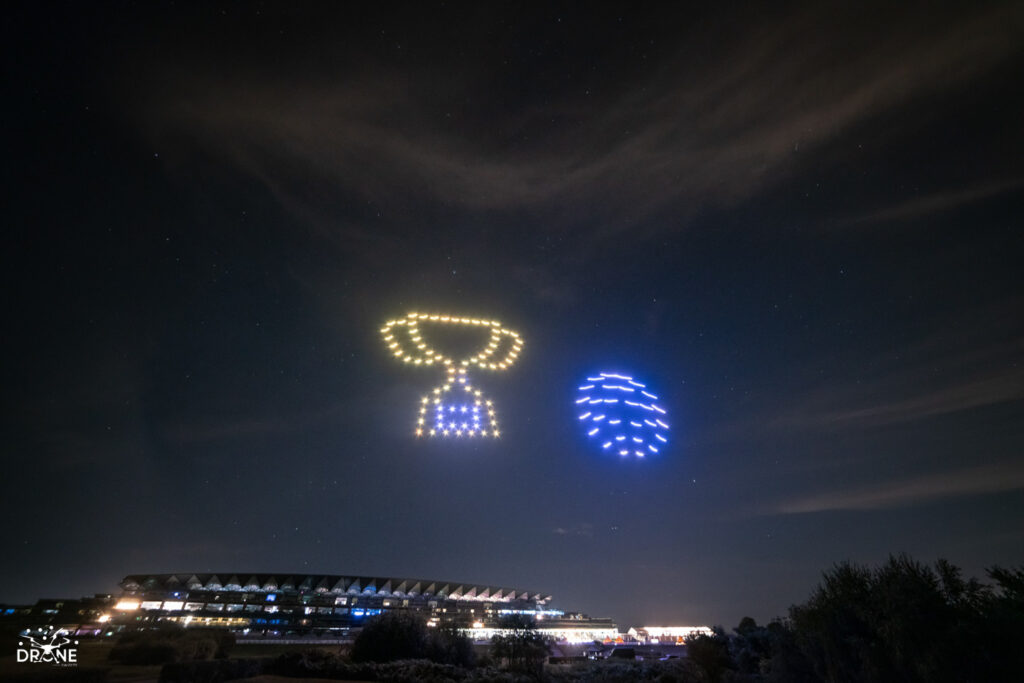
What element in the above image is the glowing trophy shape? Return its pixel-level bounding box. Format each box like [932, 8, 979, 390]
[381, 312, 523, 437]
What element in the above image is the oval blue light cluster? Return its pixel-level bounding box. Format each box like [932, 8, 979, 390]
[575, 372, 669, 457]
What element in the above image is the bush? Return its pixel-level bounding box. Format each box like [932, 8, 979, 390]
[351, 611, 430, 663]
[490, 614, 552, 678]
[789, 556, 1024, 683]
[544, 659, 702, 682]
[266, 648, 346, 675]
[159, 658, 264, 683]
[108, 625, 234, 665]
[349, 612, 476, 667]
[427, 623, 477, 668]
[684, 628, 732, 683]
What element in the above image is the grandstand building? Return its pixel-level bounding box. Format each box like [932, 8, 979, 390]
[106, 573, 618, 642]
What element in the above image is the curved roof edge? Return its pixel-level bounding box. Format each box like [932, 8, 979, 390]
[119, 573, 553, 603]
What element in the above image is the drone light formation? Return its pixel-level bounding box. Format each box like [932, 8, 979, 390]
[381, 313, 523, 438]
[575, 372, 669, 458]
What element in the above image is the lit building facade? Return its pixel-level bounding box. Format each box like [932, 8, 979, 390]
[627, 626, 715, 644]
[0, 595, 115, 637]
[108, 573, 617, 642]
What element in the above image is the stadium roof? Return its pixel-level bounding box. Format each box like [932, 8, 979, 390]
[120, 574, 552, 603]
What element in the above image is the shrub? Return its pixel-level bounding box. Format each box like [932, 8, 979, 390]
[349, 612, 475, 667]
[427, 623, 477, 668]
[159, 658, 264, 683]
[108, 625, 234, 665]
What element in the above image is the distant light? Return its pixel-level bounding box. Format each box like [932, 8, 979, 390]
[575, 371, 670, 459]
[114, 600, 139, 611]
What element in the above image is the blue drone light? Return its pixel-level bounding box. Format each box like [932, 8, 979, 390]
[575, 372, 669, 458]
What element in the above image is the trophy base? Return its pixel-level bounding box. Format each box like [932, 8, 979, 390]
[416, 382, 500, 438]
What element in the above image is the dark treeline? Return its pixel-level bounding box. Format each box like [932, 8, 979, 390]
[687, 555, 1024, 683]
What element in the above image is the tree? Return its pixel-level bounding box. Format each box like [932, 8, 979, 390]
[685, 626, 732, 683]
[350, 611, 429, 662]
[490, 614, 552, 678]
[426, 621, 477, 667]
[727, 617, 816, 683]
[350, 611, 476, 667]
[788, 555, 1024, 683]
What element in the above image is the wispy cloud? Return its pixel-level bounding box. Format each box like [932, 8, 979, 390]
[837, 177, 1024, 228]
[552, 523, 594, 537]
[770, 461, 1024, 514]
[774, 363, 1024, 431]
[766, 291, 1024, 432]
[145, 4, 1024, 240]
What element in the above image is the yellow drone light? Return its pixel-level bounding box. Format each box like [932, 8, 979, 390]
[381, 312, 523, 438]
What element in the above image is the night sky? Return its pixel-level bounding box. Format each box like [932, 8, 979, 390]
[5, 2, 1024, 629]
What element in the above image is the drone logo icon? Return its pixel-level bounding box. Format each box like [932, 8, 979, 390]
[17, 633, 78, 665]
